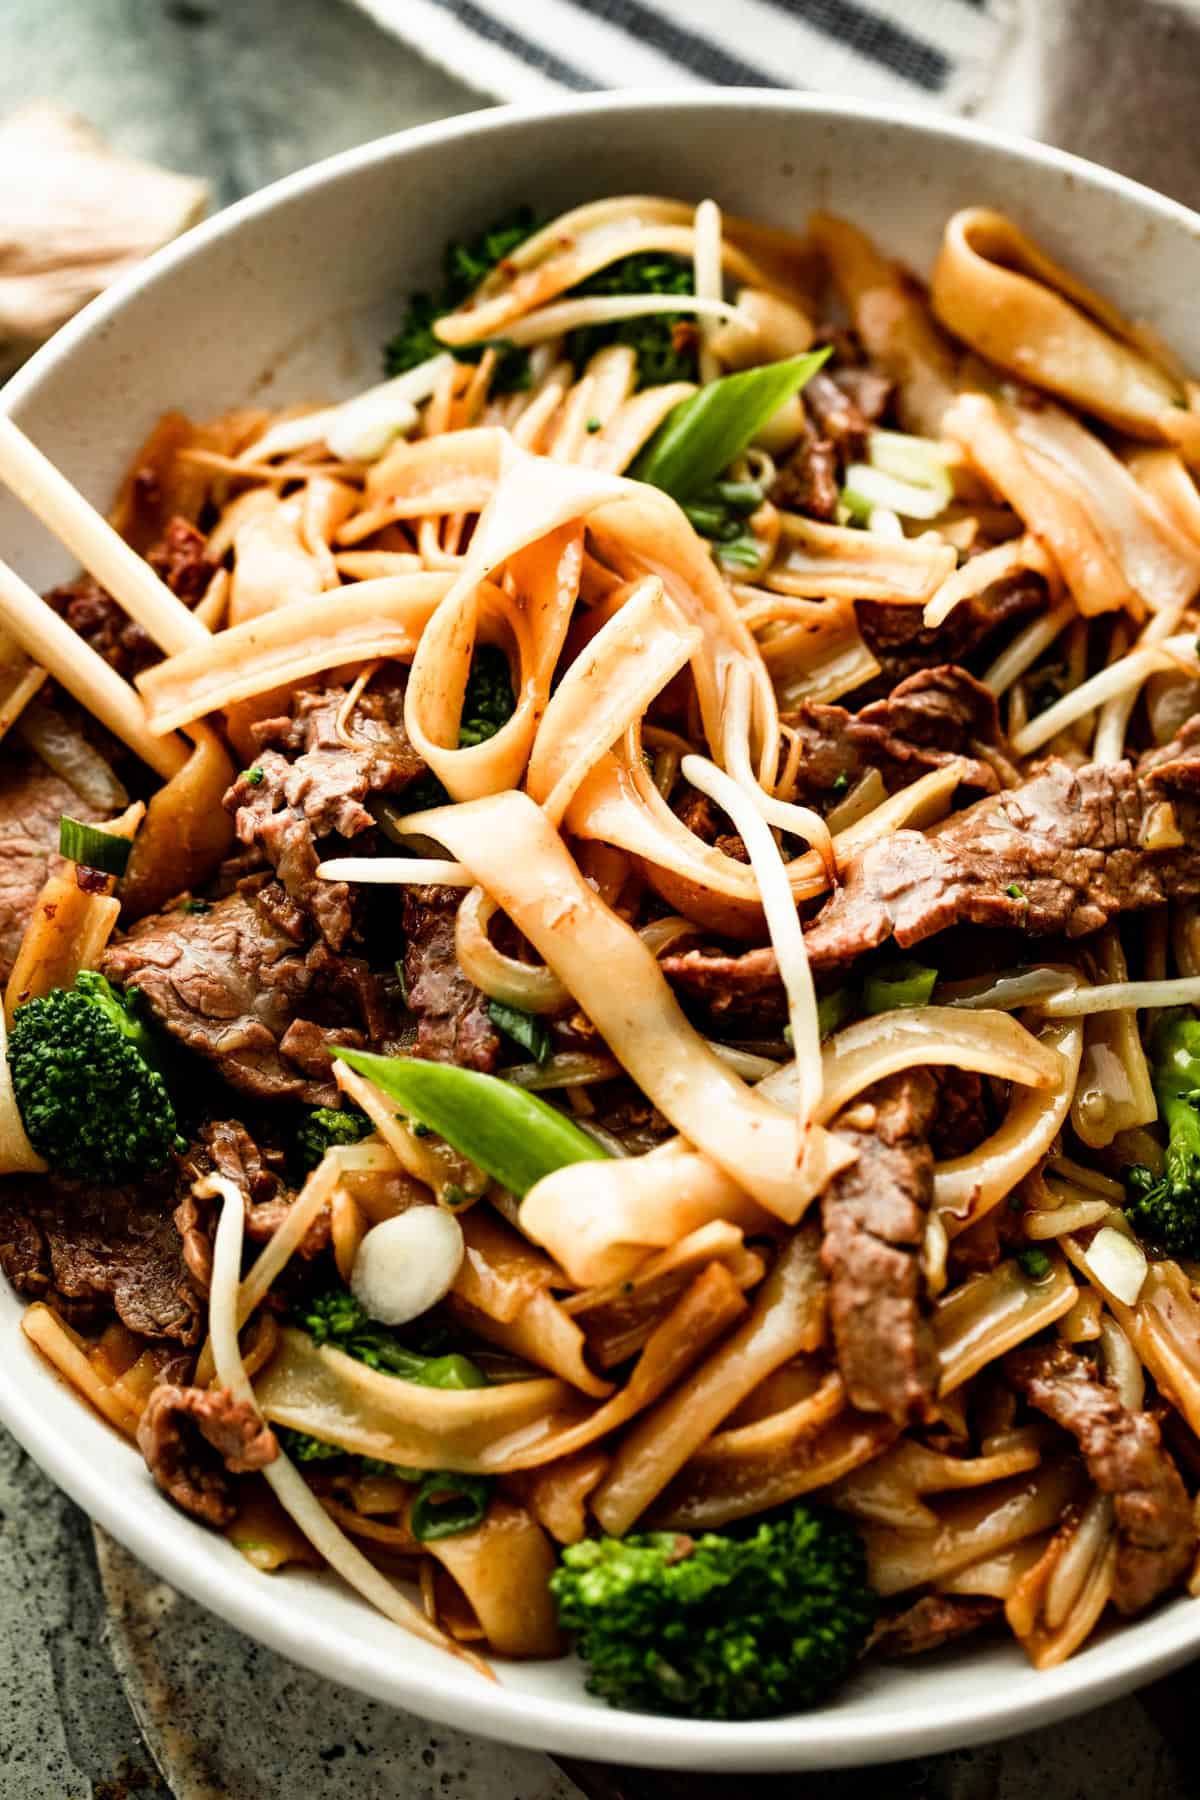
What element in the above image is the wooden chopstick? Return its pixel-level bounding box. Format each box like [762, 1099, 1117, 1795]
[0, 555, 188, 777]
[0, 415, 210, 656]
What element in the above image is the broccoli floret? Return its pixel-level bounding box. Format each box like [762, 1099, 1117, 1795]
[457, 643, 515, 746]
[1124, 1011, 1200, 1257]
[296, 1286, 486, 1389]
[549, 1505, 875, 1719]
[295, 1105, 371, 1174]
[383, 206, 540, 395]
[565, 252, 697, 389]
[8, 971, 179, 1182]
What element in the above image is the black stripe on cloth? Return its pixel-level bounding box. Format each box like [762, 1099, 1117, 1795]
[424, 0, 595, 88]
[767, 0, 951, 90]
[559, 0, 788, 87]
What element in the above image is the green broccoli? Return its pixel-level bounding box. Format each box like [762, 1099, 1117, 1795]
[8, 971, 180, 1182]
[549, 1505, 876, 1720]
[296, 1286, 487, 1389]
[383, 205, 540, 395]
[295, 1105, 371, 1174]
[565, 251, 697, 389]
[1124, 1011, 1200, 1257]
[457, 643, 515, 747]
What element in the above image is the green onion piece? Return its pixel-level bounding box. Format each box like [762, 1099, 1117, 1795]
[705, 479, 763, 514]
[630, 348, 831, 501]
[838, 486, 874, 524]
[361, 1459, 425, 1479]
[410, 1471, 493, 1542]
[862, 958, 938, 1015]
[868, 428, 955, 494]
[682, 502, 729, 537]
[58, 815, 133, 877]
[1018, 1246, 1052, 1282]
[817, 989, 853, 1040]
[334, 1049, 609, 1195]
[488, 1000, 553, 1065]
[842, 462, 948, 521]
[1006, 883, 1026, 901]
[714, 533, 763, 570]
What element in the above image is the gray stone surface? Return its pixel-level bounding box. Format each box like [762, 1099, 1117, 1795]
[1, 2, 1199, 1795]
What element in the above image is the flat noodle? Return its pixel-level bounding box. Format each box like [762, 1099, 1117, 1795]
[932, 208, 1189, 440]
[934, 1256, 1078, 1392]
[412, 788, 853, 1220]
[447, 1291, 614, 1398]
[590, 1226, 828, 1533]
[767, 513, 956, 604]
[830, 1434, 1045, 1531]
[137, 575, 455, 732]
[422, 1499, 563, 1658]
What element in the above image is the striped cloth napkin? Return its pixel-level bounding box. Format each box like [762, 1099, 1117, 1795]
[351, 0, 1014, 112]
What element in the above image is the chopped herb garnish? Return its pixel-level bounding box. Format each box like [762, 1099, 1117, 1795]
[58, 816, 133, 877]
[1006, 883, 1026, 901]
[586, 416, 603, 433]
[862, 957, 938, 1015]
[180, 899, 212, 915]
[410, 1471, 493, 1542]
[1018, 1246, 1052, 1282]
[242, 766, 265, 787]
[831, 771, 851, 795]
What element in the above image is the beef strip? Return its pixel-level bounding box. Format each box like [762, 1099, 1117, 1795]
[803, 753, 1200, 972]
[930, 1068, 993, 1161]
[0, 749, 105, 983]
[137, 1384, 278, 1528]
[856, 572, 1046, 694]
[829, 365, 893, 426]
[659, 944, 786, 1027]
[802, 368, 871, 461]
[783, 664, 1003, 810]
[147, 516, 217, 603]
[0, 1171, 201, 1342]
[770, 430, 840, 521]
[100, 889, 392, 1104]
[872, 1594, 1003, 1658]
[43, 574, 157, 681]
[227, 676, 426, 950]
[175, 1118, 330, 1293]
[820, 1070, 939, 1428]
[1006, 1340, 1196, 1616]
[402, 885, 499, 1072]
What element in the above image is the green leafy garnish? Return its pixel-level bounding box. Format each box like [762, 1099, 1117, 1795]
[565, 251, 697, 388]
[631, 350, 830, 502]
[58, 816, 132, 877]
[862, 957, 938, 1014]
[384, 206, 540, 396]
[334, 1051, 609, 1196]
[488, 1000, 553, 1064]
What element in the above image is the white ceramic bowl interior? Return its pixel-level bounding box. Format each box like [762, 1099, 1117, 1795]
[3, 92, 1200, 1771]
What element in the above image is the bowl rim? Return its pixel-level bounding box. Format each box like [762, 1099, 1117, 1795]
[4, 87, 1200, 1769]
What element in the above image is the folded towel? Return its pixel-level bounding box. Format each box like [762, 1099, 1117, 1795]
[350, 0, 1014, 111]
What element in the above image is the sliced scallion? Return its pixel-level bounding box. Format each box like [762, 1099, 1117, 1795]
[334, 1050, 609, 1195]
[862, 958, 938, 1015]
[488, 1001, 553, 1065]
[630, 348, 830, 501]
[58, 815, 133, 877]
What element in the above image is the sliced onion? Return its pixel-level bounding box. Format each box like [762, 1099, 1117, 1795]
[317, 856, 473, 886]
[455, 886, 568, 1015]
[816, 1006, 1061, 1125]
[1084, 1224, 1147, 1307]
[1039, 975, 1200, 1016]
[16, 703, 128, 810]
[940, 968, 1079, 1011]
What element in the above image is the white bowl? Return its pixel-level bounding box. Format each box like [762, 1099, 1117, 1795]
[3, 91, 1200, 1771]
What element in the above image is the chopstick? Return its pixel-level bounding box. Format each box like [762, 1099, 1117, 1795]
[0, 555, 188, 777]
[0, 415, 210, 656]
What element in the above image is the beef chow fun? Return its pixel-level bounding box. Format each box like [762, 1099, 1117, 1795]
[5, 191, 1200, 1717]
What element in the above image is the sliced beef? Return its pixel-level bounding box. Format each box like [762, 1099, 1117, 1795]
[829, 366, 893, 427]
[100, 890, 393, 1104]
[226, 676, 425, 950]
[137, 1383, 278, 1528]
[0, 1172, 201, 1343]
[872, 1594, 1002, 1658]
[821, 1070, 939, 1428]
[175, 1118, 331, 1293]
[857, 572, 1046, 694]
[402, 885, 499, 1072]
[771, 430, 839, 521]
[784, 664, 1003, 811]
[803, 755, 1200, 972]
[0, 750, 108, 984]
[659, 944, 785, 1027]
[1006, 1340, 1196, 1616]
[930, 1068, 993, 1162]
[671, 787, 748, 863]
[43, 574, 157, 681]
[802, 368, 871, 462]
[147, 516, 217, 603]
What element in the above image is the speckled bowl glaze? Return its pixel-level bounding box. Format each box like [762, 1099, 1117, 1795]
[3, 92, 1200, 1772]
